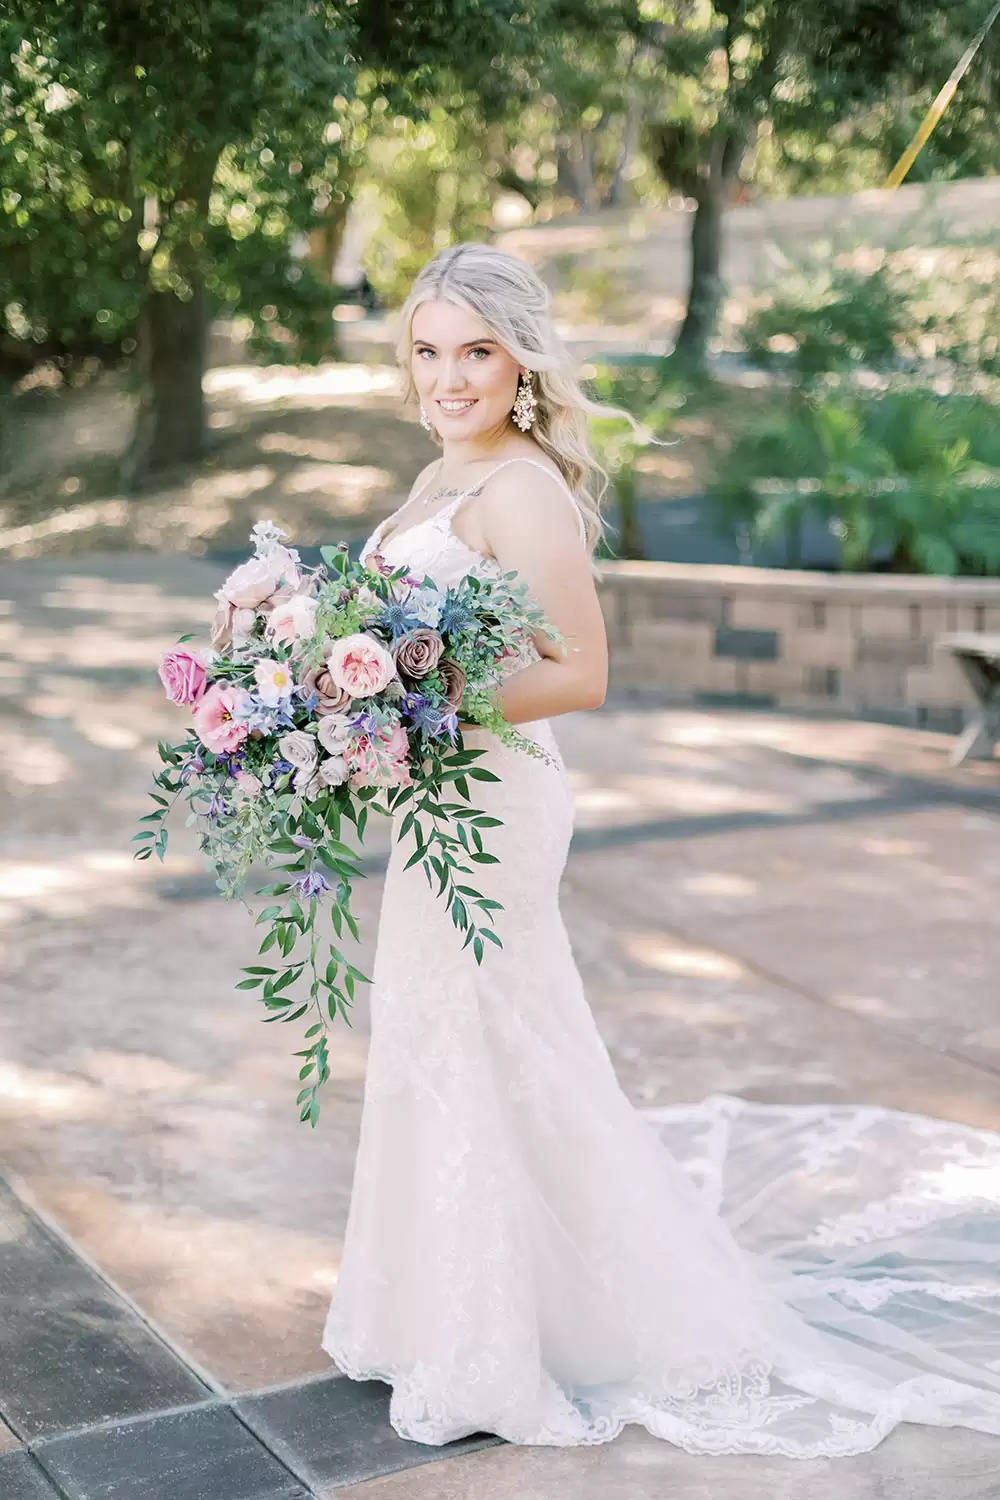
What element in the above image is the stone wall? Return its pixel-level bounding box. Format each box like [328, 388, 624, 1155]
[596, 561, 1000, 730]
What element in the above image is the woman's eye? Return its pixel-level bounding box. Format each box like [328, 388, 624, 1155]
[415, 347, 435, 359]
[468, 347, 489, 359]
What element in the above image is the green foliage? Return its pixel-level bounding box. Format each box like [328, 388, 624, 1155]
[586, 354, 685, 559]
[742, 265, 907, 376]
[741, 243, 1000, 380]
[709, 388, 1000, 576]
[2, 0, 564, 381]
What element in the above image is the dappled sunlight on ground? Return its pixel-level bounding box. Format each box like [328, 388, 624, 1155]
[3, 359, 430, 559]
[205, 361, 400, 404]
[0, 548, 998, 1390]
[621, 931, 746, 981]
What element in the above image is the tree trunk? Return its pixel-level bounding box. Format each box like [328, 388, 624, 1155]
[616, 466, 646, 559]
[674, 170, 724, 366]
[122, 160, 216, 488]
[606, 96, 642, 208]
[674, 130, 742, 368]
[306, 159, 357, 285]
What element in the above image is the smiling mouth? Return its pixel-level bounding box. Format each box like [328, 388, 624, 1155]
[437, 399, 478, 413]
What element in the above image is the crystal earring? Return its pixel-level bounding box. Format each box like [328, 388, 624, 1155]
[419, 402, 432, 432]
[512, 370, 537, 432]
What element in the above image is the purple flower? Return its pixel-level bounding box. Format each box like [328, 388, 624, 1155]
[206, 791, 232, 824]
[348, 710, 378, 735]
[179, 754, 205, 782]
[294, 870, 331, 900]
[290, 834, 317, 849]
[434, 709, 459, 744]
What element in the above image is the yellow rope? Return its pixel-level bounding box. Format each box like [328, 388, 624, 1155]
[884, 0, 1000, 189]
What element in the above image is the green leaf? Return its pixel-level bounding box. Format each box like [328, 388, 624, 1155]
[403, 843, 427, 871]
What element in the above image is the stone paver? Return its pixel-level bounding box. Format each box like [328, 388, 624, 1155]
[1, 551, 999, 1495]
[325, 1421, 1000, 1500]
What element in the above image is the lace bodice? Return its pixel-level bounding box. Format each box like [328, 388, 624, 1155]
[359, 456, 587, 685]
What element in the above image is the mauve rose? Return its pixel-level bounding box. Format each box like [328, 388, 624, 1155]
[318, 755, 349, 787]
[158, 648, 208, 706]
[302, 662, 352, 716]
[392, 628, 443, 680]
[277, 729, 318, 777]
[317, 711, 355, 756]
[326, 632, 396, 698]
[219, 556, 281, 610]
[437, 658, 467, 710]
[211, 601, 235, 651]
[298, 769, 325, 801]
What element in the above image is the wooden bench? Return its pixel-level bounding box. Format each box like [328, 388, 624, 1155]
[935, 632, 1000, 765]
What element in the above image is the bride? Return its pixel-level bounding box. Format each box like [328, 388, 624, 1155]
[321, 242, 1000, 1455]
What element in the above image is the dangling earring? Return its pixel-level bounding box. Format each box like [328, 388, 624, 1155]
[419, 403, 432, 432]
[512, 370, 537, 432]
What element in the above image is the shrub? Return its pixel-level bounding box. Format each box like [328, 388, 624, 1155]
[709, 388, 1000, 575]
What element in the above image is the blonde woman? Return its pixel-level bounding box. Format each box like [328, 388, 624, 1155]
[322, 243, 1000, 1457]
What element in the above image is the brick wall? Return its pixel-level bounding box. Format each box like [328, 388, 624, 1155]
[596, 561, 1000, 730]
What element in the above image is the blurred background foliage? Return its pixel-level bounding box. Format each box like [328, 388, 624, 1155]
[2, 0, 1000, 575]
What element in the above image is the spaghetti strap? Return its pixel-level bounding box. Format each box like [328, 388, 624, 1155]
[450, 456, 587, 544]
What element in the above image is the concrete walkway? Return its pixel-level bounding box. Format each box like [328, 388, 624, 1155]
[1, 552, 998, 1498]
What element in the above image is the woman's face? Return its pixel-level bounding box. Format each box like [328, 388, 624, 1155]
[409, 298, 522, 440]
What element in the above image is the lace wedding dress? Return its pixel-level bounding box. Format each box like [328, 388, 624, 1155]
[322, 458, 1000, 1455]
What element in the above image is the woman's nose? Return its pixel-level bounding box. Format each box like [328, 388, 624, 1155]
[437, 356, 468, 391]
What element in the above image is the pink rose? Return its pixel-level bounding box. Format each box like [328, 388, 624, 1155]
[158, 648, 208, 706]
[235, 769, 262, 798]
[191, 683, 250, 755]
[343, 722, 411, 789]
[325, 633, 397, 699]
[378, 723, 409, 760]
[218, 556, 282, 610]
[266, 592, 318, 646]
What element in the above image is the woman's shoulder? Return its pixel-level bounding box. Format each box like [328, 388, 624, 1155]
[476, 452, 585, 542]
[477, 450, 572, 497]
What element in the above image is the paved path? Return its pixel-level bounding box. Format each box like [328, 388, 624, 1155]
[1, 553, 998, 1498]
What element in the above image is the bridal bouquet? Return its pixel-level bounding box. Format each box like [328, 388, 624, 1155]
[135, 520, 564, 1125]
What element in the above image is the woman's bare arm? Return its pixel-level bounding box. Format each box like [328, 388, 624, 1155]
[469, 467, 608, 723]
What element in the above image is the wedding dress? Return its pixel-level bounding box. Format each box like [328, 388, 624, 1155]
[321, 457, 1000, 1455]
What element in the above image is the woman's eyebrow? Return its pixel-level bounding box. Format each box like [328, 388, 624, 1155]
[413, 338, 499, 349]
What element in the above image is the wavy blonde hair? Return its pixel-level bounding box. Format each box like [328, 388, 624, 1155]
[395, 241, 645, 575]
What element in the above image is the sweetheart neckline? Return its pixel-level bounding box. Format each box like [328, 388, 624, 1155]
[363, 510, 500, 572]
